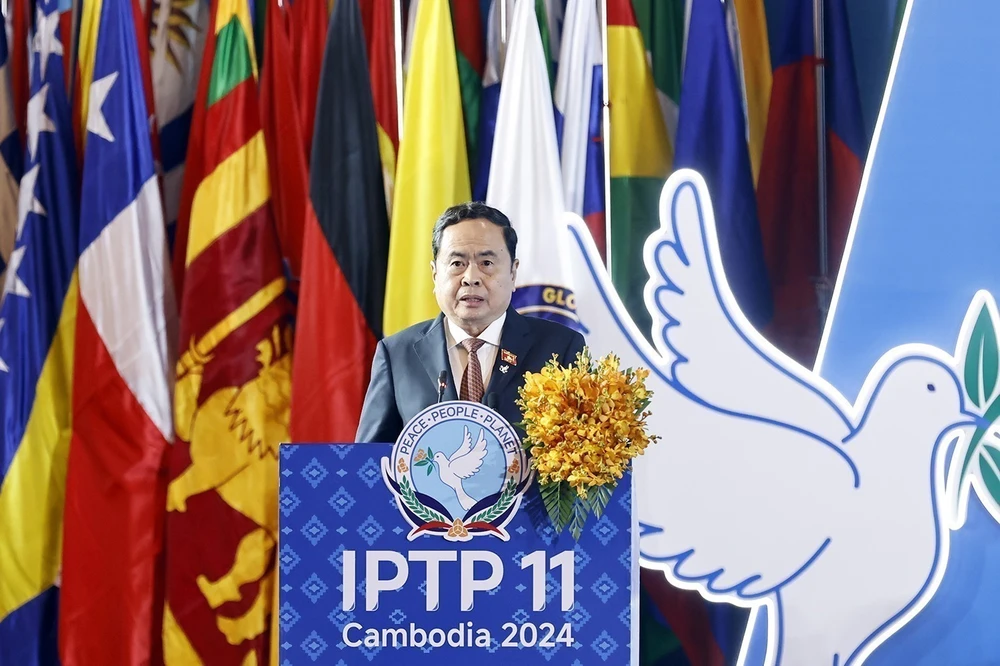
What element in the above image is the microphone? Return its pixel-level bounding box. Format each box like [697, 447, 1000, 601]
[485, 393, 497, 410]
[437, 371, 448, 403]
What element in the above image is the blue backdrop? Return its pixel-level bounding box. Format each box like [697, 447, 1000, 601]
[745, 0, 1000, 662]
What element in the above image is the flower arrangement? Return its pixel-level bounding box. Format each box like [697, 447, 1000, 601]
[516, 347, 660, 540]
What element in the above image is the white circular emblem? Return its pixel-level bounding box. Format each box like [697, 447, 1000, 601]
[381, 400, 531, 542]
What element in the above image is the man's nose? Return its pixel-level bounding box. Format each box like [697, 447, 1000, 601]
[462, 265, 482, 285]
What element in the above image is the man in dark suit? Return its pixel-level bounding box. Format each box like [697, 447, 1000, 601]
[356, 202, 585, 443]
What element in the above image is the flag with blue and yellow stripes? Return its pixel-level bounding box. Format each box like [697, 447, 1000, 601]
[0, 0, 80, 661]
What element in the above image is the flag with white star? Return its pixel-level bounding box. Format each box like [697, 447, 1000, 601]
[60, 0, 177, 660]
[0, 0, 79, 661]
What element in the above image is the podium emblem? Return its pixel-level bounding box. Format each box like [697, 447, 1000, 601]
[381, 401, 532, 542]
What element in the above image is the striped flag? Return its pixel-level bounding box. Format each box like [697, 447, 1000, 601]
[824, 0, 865, 280]
[383, 0, 470, 336]
[453, 0, 486, 182]
[162, 0, 292, 659]
[291, 0, 389, 443]
[486, 0, 578, 331]
[756, 0, 864, 365]
[149, 0, 210, 245]
[607, 0, 671, 339]
[360, 0, 398, 217]
[732, 0, 771, 185]
[675, 0, 772, 330]
[0, 9, 22, 292]
[554, 0, 605, 261]
[630, 0, 685, 151]
[0, 0, 80, 660]
[59, 0, 176, 659]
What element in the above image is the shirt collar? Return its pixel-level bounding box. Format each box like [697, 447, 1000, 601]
[445, 311, 507, 349]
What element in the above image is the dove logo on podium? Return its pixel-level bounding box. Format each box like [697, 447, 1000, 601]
[381, 401, 532, 543]
[558, 168, 996, 666]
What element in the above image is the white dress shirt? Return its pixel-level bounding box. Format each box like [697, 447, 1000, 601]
[444, 312, 506, 397]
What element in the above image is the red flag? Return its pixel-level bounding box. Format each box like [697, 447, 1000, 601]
[290, 0, 388, 443]
[260, 0, 328, 286]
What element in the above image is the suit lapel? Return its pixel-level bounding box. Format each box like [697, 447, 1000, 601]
[413, 315, 458, 401]
[485, 308, 536, 399]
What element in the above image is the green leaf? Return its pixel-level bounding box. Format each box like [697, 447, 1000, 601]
[588, 483, 615, 520]
[427, 448, 435, 458]
[979, 444, 1000, 504]
[540, 480, 565, 532]
[964, 305, 999, 407]
[960, 393, 1000, 482]
[558, 483, 575, 531]
[569, 497, 589, 541]
[426, 465, 433, 476]
[414, 460, 428, 467]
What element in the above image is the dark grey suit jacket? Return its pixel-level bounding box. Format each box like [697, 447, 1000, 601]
[356, 307, 586, 443]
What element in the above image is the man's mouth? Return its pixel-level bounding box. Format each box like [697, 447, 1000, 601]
[460, 295, 485, 305]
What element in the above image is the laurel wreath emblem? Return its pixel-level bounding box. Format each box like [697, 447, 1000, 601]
[398, 474, 448, 524]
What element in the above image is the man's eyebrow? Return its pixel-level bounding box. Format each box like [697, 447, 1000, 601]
[475, 250, 499, 258]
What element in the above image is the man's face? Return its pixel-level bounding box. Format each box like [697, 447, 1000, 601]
[432, 218, 518, 336]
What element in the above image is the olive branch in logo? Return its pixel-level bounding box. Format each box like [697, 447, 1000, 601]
[947, 292, 1000, 528]
[398, 475, 448, 524]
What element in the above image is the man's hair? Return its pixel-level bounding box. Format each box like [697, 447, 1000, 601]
[432, 202, 518, 262]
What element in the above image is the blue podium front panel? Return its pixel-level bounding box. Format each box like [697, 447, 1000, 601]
[277, 443, 638, 665]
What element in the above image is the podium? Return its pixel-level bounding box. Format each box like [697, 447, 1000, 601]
[277, 401, 638, 664]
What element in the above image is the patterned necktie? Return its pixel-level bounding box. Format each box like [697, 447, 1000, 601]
[460, 338, 487, 402]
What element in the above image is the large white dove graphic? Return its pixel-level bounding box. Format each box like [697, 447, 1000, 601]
[561, 169, 988, 666]
[433, 426, 489, 511]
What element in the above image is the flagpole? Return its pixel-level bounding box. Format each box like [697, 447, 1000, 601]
[814, 0, 831, 326]
[394, 0, 404, 142]
[601, 0, 612, 273]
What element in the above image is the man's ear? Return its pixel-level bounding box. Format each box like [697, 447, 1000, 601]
[430, 259, 437, 282]
[511, 257, 519, 282]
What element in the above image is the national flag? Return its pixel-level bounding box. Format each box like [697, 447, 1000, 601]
[290, 0, 327, 158]
[359, 0, 399, 216]
[161, 0, 292, 660]
[472, 0, 555, 201]
[383, 0, 470, 336]
[674, 0, 772, 330]
[0, 0, 80, 660]
[59, 0, 176, 659]
[452, 0, 485, 182]
[291, 0, 388, 443]
[824, 0, 865, 282]
[606, 0, 671, 340]
[471, 0, 503, 201]
[630, 0, 685, 149]
[0, 9, 23, 291]
[732, 0, 771, 185]
[756, 0, 864, 366]
[486, 0, 578, 331]
[260, 0, 328, 289]
[554, 0, 605, 261]
[76, 0, 160, 161]
[149, 0, 210, 244]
